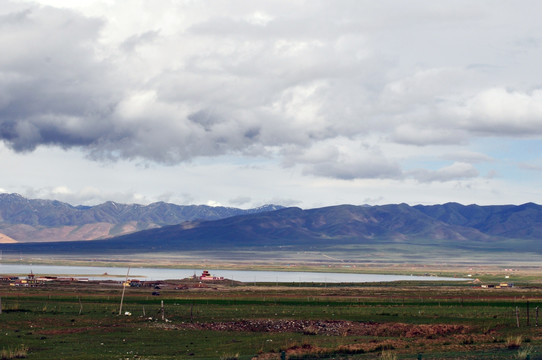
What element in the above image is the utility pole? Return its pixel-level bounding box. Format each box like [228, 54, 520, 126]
[119, 267, 131, 315]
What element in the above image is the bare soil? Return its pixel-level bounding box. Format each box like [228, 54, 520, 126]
[162, 319, 470, 338]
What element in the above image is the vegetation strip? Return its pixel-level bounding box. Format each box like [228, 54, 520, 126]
[2, 278, 542, 359]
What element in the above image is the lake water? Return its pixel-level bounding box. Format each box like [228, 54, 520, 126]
[0, 264, 465, 283]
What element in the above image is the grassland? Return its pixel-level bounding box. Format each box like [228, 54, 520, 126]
[2, 275, 542, 360]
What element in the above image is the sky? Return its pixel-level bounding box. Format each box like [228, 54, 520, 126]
[1, 0, 542, 209]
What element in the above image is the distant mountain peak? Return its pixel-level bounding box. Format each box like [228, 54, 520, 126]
[0, 193, 25, 200]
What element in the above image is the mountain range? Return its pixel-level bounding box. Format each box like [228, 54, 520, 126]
[1, 194, 542, 256]
[0, 193, 282, 243]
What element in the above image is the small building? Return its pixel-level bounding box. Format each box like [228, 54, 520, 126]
[10, 279, 27, 287]
[25, 272, 42, 286]
[9, 272, 43, 287]
[481, 283, 513, 289]
[199, 270, 224, 281]
[128, 279, 142, 287]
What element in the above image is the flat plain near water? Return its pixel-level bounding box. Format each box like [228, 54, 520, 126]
[1, 271, 542, 359]
[0, 263, 467, 282]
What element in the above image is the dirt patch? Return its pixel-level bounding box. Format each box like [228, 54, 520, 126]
[38, 326, 117, 336]
[251, 338, 408, 360]
[158, 319, 470, 338]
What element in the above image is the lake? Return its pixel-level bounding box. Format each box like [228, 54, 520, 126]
[0, 264, 465, 283]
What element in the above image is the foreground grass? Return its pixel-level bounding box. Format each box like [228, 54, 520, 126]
[1, 280, 542, 359]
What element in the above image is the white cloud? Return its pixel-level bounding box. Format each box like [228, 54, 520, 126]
[245, 11, 274, 26]
[391, 124, 468, 146]
[440, 151, 493, 164]
[518, 162, 542, 172]
[409, 162, 479, 183]
[456, 88, 542, 136]
[229, 196, 252, 206]
[2, 0, 542, 207]
[281, 138, 402, 180]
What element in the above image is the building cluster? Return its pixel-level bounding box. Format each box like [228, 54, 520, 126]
[123, 279, 164, 288]
[1, 272, 89, 287]
[1, 270, 227, 290]
[480, 282, 514, 289]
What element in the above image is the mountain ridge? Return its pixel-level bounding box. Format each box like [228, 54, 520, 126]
[0, 193, 283, 242]
[2, 194, 542, 256]
[2, 201, 541, 256]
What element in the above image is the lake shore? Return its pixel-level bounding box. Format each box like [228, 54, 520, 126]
[2, 253, 540, 283]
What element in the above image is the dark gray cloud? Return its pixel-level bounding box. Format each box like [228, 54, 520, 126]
[0, 3, 120, 152]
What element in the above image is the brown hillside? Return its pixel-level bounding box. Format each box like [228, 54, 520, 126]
[0, 222, 159, 242]
[0, 232, 17, 243]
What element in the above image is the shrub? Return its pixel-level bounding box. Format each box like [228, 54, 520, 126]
[515, 345, 533, 360]
[219, 353, 239, 360]
[381, 350, 397, 360]
[1, 344, 29, 359]
[506, 335, 523, 349]
[302, 325, 319, 335]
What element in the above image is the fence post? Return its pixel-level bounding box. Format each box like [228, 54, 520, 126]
[161, 300, 165, 321]
[516, 306, 520, 328]
[536, 306, 539, 327]
[527, 301, 530, 326]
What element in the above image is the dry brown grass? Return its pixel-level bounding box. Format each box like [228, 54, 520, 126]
[381, 350, 398, 360]
[219, 353, 239, 360]
[506, 335, 523, 349]
[1, 344, 29, 359]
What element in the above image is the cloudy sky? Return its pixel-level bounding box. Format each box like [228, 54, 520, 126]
[1, 0, 542, 208]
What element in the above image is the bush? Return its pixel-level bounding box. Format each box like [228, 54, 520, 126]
[1, 344, 29, 359]
[381, 350, 397, 360]
[506, 335, 523, 349]
[219, 353, 239, 360]
[302, 325, 319, 335]
[515, 345, 534, 360]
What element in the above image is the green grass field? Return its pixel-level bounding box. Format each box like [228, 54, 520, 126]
[2, 278, 542, 359]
